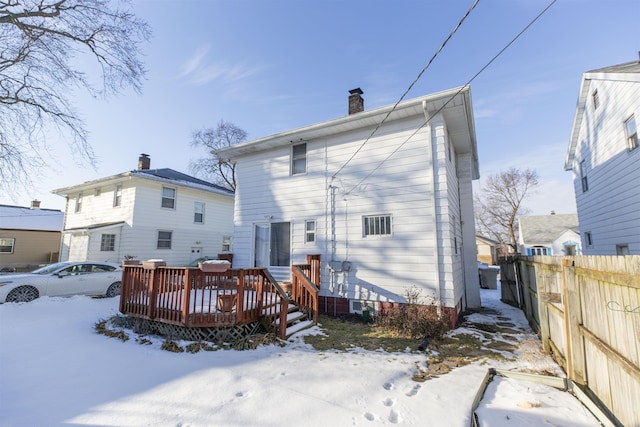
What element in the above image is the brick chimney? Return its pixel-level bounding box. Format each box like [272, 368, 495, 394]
[348, 88, 364, 115]
[138, 153, 150, 170]
[30, 200, 41, 209]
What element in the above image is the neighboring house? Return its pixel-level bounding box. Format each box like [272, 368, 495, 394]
[476, 235, 498, 265]
[518, 213, 581, 256]
[216, 87, 481, 325]
[565, 57, 640, 255]
[51, 154, 235, 265]
[0, 201, 63, 271]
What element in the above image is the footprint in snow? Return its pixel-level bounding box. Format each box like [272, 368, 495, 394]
[406, 384, 421, 397]
[363, 412, 376, 421]
[383, 382, 393, 390]
[388, 409, 401, 424]
[383, 398, 394, 407]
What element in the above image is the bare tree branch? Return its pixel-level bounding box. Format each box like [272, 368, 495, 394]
[0, 0, 150, 198]
[189, 120, 246, 191]
[474, 167, 539, 254]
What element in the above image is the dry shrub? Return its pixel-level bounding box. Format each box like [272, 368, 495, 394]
[374, 286, 448, 339]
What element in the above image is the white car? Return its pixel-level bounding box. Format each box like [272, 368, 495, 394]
[0, 261, 122, 303]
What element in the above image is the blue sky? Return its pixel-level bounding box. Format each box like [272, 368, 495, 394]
[3, 0, 638, 214]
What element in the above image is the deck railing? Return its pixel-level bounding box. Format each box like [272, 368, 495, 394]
[119, 258, 320, 339]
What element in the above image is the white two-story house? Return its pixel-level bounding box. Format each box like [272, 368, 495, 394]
[52, 154, 235, 265]
[216, 87, 481, 326]
[565, 57, 640, 255]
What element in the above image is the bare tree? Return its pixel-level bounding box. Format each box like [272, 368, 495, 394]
[190, 120, 246, 191]
[474, 167, 539, 253]
[0, 0, 150, 195]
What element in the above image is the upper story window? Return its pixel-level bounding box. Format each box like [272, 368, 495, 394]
[113, 184, 122, 207]
[75, 192, 83, 212]
[100, 234, 116, 251]
[592, 89, 599, 110]
[157, 231, 172, 249]
[579, 160, 589, 192]
[625, 114, 638, 151]
[291, 143, 307, 175]
[305, 220, 316, 244]
[363, 214, 392, 237]
[0, 238, 15, 253]
[161, 187, 176, 209]
[194, 202, 205, 223]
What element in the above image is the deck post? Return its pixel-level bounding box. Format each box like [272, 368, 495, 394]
[183, 268, 194, 326]
[236, 271, 245, 322]
[148, 269, 159, 320]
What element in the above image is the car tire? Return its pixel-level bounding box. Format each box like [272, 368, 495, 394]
[6, 286, 39, 303]
[106, 281, 121, 297]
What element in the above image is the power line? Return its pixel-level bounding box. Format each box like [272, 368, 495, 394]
[331, 0, 480, 180]
[343, 0, 558, 196]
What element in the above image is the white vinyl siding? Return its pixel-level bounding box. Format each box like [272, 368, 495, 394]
[229, 111, 477, 306]
[570, 75, 640, 255]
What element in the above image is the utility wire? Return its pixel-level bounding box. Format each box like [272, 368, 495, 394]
[331, 0, 480, 180]
[343, 0, 557, 196]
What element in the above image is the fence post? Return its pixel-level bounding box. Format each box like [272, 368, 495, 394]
[537, 261, 552, 353]
[182, 269, 193, 327]
[562, 258, 586, 385]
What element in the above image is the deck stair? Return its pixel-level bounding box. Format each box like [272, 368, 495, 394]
[273, 303, 315, 338]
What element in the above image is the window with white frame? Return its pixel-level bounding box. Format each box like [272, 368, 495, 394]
[75, 192, 83, 212]
[579, 160, 589, 192]
[161, 187, 176, 209]
[194, 202, 205, 223]
[222, 235, 231, 252]
[305, 220, 316, 244]
[363, 214, 392, 237]
[0, 238, 15, 253]
[100, 234, 116, 251]
[291, 143, 307, 175]
[157, 231, 172, 249]
[625, 114, 638, 150]
[113, 184, 122, 207]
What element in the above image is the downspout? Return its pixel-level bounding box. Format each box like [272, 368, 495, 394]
[423, 101, 442, 312]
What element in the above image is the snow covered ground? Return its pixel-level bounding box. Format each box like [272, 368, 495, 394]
[0, 285, 602, 426]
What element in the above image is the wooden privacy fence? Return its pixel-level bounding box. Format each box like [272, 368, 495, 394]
[499, 255, 640, 427]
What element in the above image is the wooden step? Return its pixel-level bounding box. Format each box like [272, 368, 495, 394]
[274, 310, 306, 327]
[285, 319, 314, 337]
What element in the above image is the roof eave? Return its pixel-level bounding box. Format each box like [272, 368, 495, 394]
[217, 86, 478, 168]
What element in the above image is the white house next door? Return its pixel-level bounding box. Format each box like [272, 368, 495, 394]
[254, 222, 291, 280]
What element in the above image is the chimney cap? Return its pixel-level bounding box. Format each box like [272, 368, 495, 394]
[349, 88, 363, 95]
[140, 153, 149, 158]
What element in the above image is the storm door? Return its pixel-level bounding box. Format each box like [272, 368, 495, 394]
[254, 222, 291, 280]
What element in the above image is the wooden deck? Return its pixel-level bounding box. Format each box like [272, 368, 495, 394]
[120, 255, 320, 339]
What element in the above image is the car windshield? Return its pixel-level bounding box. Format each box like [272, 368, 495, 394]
[31, 262, 74, 275]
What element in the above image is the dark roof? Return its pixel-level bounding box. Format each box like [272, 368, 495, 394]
[131, 169, 234, 195]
